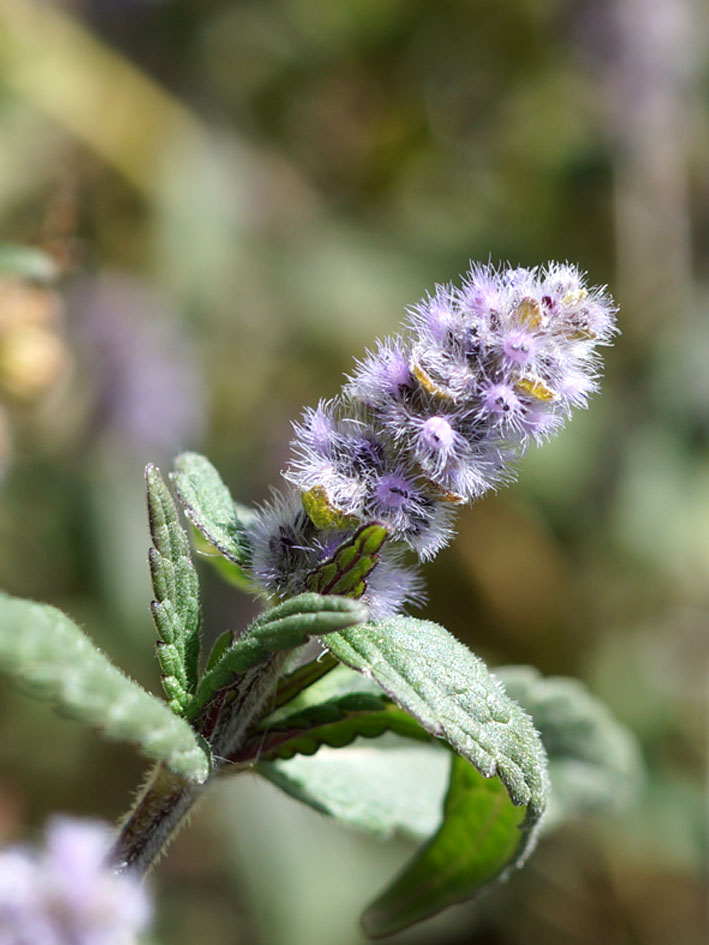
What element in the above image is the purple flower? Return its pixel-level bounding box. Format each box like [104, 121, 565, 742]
[0, 818, 151, 945]
[247, 261, 617, 615]
[345, 339, 412, 404]
[502, 327, 538, 367]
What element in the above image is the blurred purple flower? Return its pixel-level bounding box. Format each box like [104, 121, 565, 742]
[71, 275, 205, 456]
[0, 817, 151, 945]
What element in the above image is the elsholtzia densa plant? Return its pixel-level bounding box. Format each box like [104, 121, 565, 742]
[0, 261, 641, 943]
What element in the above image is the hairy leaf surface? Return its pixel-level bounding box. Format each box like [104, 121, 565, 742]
[146, 464, 201, 714]
[0, 592, 210, 782]
[188, 594, 368, 721]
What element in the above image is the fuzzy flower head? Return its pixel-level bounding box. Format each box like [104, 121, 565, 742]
[248, 261, 616, 613]
[0, 817, 151, 945]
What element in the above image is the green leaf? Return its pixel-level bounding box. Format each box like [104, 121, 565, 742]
[260, 741, 450, 841]
[306, 523, 388, 598]
[496, 665, 644, 829]
[188, 594, 368, 722]
[362, 754, 527, 937]
[146, 465, 201, 715]
[0, 592, 210, 783]
[205, 629, 234, 672]
[172, 452, 252, 567]
[323, 618, 549, 934]
[228, 665, 429, 764]
[324, 618, 548, 816]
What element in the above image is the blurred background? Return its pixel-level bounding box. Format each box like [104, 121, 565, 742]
[0, 0, 706, 942]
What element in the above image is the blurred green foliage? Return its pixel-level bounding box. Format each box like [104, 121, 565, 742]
[0, 0, 706, 943]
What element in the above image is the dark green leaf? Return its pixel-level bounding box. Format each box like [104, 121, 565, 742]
[146, 465, 201, 715]
[0, 592, 210, 782]
[228, 665, 429, 764]
[496, 665, 644, 829]
[260, 741, 450, 841]
[187, 594, 368, 722]
[362, 755, 527, 937]
[172, 452, 252, 567]
[306, 523, 388, 598]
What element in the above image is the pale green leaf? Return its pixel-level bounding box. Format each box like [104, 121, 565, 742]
[0, 243, 58, 283]
[496, 665, 644, 829]
[260, 741, 450, 841]
[0, 592, 210, 782]
[324, 618, 548, 817]
[271, 650, 339, 710]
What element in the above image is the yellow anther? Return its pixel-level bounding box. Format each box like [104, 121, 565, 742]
[565, 325, 596, 341]
[516, 376, 556, 402]
[416, 471, 465, 504]
[515, 297, 543, 329]
[562, 288, 588, 307]
[412, 362, 456, 402]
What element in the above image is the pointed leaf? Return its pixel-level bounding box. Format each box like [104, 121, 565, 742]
[323, 618, 549, 933]
[146, 465, 201, 714]
[362, 754, 527, 937]
[188, 594, 368, 722]
[306, 523, 388, 598]
[496, 665, 644, 829]
[205, 629, 234, 672]
[0, 592, 210, 782]
[259, 742, 450, 841]
[172, 452, 252, 567]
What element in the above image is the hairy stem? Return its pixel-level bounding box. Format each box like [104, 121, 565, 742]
[110, 651, 289, 876]
[110, 763, 201, 875]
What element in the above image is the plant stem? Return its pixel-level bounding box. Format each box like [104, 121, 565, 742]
[110, 763, 201, 875]
[110, 652, 289, 876]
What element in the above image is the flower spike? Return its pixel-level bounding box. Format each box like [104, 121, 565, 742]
[248, 261, 617, 616]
